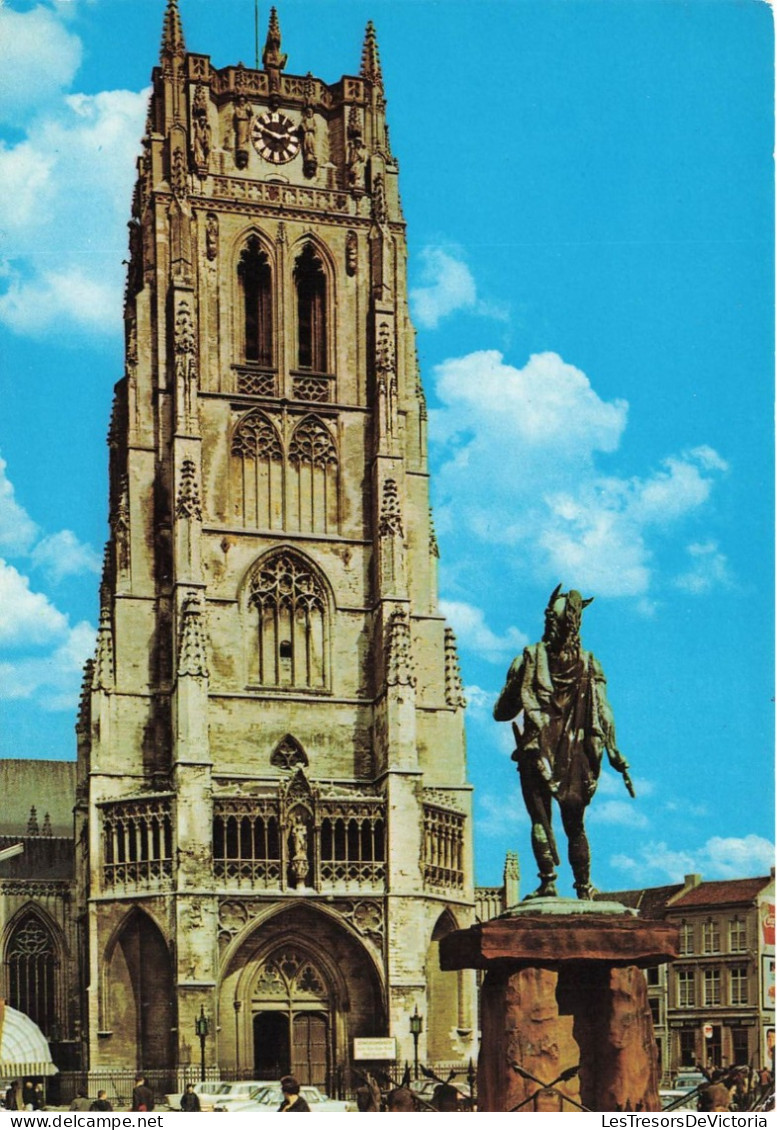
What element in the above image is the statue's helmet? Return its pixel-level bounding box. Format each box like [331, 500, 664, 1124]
[544, 584, 594, 640]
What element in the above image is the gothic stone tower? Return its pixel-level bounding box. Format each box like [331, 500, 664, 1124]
[75, 1, 475, 1086]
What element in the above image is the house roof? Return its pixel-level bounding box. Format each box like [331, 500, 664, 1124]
[596, 884, 683, 918]
[667, 876, 772, 910]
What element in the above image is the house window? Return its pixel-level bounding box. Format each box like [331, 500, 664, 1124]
[294, 244, 327, 372]
[649, 997, 661, 1027]
[238, 236, 273, 366]
[730, 966, 748, 1006]
[679, 1029, 697, 1067]
[679, 921, 694, 955]
[729, 917, 747, 953]
[703, 968, 721, 1006]
[703, 918, 720, 954]
[247, 550, 327, 689]
[676, 969, 695, 1007]
[646, 966, 660, 986]
[731, 1027, 749, 1064]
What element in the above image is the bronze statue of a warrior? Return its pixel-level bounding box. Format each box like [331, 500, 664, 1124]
[494, 585, 634, 900]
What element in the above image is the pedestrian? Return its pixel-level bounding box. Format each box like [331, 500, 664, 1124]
[180, 1084, 201, 1112]
[22, 1081, 34, 1110]
[131, 1074, 154, 1112]
[277, 1076, 310, 1112]
[90, 1091, 113, 1112]
[69, 1089, 92, 1112]
[32, 1084, 45, 1110]
[431, 1083, 459, 1112]
[5, 1082, 23, 1110]
[386, 1088, 415, 1112]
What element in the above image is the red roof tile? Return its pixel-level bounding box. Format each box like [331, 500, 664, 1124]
[668, 876, 772, 909]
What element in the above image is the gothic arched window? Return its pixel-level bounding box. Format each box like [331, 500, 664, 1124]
[6, 912, 59, 1037]
[247, 551, 328, 689]
[287, 416, 338, 533]
[294, 244, 327, 372]
[231, 410, 283, 528]
[238, 236, 273, 366]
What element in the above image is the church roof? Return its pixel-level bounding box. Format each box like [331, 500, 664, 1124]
[0, 760, 76, 837]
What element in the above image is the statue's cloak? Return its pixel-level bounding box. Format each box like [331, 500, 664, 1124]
[494, 643, 613, 808]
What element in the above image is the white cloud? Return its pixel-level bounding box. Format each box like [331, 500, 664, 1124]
[410, 247, 508, 330]
[0, 267, 117, 335]
[430, 351, 727, 599]
[611, 835, 775, 882]
[476, 785, 527, 839]
[0, 32, 148, 338]
[674, 541, 731, 594]
[0, 559, 69, 646]
[0, 618, 95, 711]
[0, 5, 83, 123]
[441, 600, 527, 663]
[589, 799, 649, 828]
[0, 454, 39, 554]
[411, 248, 477, 329]
[31, 530, 102, 583]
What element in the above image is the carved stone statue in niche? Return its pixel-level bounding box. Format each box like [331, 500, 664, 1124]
[290, 818, 309, 888]
[205, 213, 218, 262]
[300, 105, 317, 178]
[345, 230, 358, 276]
[234, 95, 252, 169]
[192, 87, 211, 173]
[346, 109, 367, 192]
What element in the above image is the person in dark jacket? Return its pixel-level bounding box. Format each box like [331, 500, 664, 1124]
[69, 1089, 91, 1112]
[131, 1075, 154, 1112]
[90, 1091, 113, 1112]
[278, 1076, 310, 1112]
[180, 1084, 201, 1112]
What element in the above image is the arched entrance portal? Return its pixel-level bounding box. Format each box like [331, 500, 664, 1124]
[220, 903, 386, 1092]
[251, 947, 330, 1085]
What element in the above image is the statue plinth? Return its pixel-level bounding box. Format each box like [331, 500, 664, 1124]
[440, 907, 678, 1113]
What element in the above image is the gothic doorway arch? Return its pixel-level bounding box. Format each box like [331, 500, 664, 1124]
[251, 946, 331, 1086]
[219, 903, 386, 1091]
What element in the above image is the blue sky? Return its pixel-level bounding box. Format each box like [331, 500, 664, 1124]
[0, 0, 773, 891]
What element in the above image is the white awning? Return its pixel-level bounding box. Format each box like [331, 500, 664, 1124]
[0, 1003, 58, 1078]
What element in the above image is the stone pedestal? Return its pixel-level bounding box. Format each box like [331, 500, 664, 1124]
[440, 903, 678, 1113]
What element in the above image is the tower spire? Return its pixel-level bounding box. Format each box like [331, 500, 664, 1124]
[160, 0, 186, 62]
[360, 20, 383, 89]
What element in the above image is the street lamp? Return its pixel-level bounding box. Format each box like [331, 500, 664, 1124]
[194, 1005, 210, 1083]
[409, 1005, 423, 1081]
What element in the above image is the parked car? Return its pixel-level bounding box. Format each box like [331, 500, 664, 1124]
[660, 1072, 708, 1111]
[660, 1089, 697, 1111]
[223, 1083, 353, 1112]
[165, 1081, 229, 1112]
[212, 1082, 278, 1111]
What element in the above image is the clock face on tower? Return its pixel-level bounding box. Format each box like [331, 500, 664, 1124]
[251, 111, 300, 164]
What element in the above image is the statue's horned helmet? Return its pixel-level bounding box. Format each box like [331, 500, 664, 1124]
[545, 584, 594, 636]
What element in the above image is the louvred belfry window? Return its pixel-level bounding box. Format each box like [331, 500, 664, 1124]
[239, 237, 273, 366]
[294, 244, 327, 372]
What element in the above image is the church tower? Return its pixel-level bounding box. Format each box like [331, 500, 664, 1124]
[75, 0, 475, 1087]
